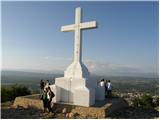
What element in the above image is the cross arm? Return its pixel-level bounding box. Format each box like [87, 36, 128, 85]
[80, 21, 97, 29]
[61, 24, 75, 32]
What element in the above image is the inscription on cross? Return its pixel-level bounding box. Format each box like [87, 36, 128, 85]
[61, 7, 97, 63]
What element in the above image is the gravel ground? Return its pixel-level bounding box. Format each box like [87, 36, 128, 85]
[108, 107, 159, 119]
[1, 105, 159, 119]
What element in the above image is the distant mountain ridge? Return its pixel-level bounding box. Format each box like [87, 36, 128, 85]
[2, 68, 158, 78]
[1, 69, 158, 83]
[1, 70, 62, 85]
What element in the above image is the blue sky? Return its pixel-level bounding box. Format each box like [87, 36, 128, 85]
[2, 1, 159, 77]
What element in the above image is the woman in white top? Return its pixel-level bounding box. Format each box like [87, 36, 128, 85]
[99, 79, 105, 87]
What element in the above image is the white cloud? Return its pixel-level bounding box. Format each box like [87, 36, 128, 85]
[3, 55, 158, 77]
[44, 56, 50, 60]
[43, 56, 72, 61]
[84, 59, 158, 77]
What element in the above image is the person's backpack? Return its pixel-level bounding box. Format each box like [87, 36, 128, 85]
[41, 91, 47, 100]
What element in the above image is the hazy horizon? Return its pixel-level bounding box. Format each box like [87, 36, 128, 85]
[2, 68, 158, 78]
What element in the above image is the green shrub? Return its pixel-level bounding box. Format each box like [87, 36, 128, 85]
[1, 84, 31, 103]
[1, 87, 12, 102]
[132, 97, 140, 107]
[152, 96, 159, 107]
[132, 93, 156, 109]
[140, 94, 154, 108]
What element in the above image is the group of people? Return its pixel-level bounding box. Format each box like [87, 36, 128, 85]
[98, 79, 112, 98]
[39, 78, 112, 112]
[40, 80, 55, 113]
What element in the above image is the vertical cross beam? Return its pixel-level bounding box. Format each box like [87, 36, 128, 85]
[74, 7, 82, 62]
[61, 7, 97, 65]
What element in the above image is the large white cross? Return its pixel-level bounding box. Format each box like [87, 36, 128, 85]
[61, 7, 97, 63]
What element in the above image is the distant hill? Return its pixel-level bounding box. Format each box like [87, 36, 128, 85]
[1, 70, 63, 92]
[1, 70, 62, 84]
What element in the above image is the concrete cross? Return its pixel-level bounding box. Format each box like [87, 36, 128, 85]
[61, 7, 97, 63]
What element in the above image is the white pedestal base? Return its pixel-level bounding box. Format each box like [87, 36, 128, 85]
[51, 77, 95, 106]
[74, 87, 95, 106]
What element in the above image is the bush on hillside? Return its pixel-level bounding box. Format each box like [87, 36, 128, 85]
[1, 84, 31, 103]
[132, 93, 158, 109]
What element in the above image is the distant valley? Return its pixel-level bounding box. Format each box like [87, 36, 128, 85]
[1, 70, 159, 95]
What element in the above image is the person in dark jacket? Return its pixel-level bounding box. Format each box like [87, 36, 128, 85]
[41, 88, 49, 112]
[40, 80, 45, 94]
[47, 87, 55, 112]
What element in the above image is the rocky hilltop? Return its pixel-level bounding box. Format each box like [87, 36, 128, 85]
[1, 96, 159, 119]
[1, 104, 159, 119]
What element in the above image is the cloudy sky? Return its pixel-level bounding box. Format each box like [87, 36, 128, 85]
[2, 1, 158, 77]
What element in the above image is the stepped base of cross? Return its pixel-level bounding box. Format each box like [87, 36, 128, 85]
[51, 62, 105, 107]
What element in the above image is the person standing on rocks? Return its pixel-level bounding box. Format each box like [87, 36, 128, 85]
[41, 88, 49, 112]
[47, 87, 55, 113]
[107, 80, 112, 98]
[40, 80, 45, 94]
[104, 80, 108, 98]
